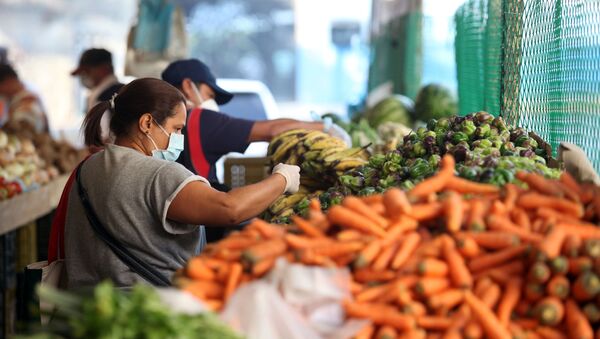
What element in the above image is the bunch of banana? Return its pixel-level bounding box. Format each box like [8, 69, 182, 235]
[264, 186, 324, 224]
[268, 129, 368, 189]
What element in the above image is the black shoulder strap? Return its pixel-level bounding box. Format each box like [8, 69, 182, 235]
[75, 163, 171, 287]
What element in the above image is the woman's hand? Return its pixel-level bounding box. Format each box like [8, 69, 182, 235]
[272, 163, 300, 193]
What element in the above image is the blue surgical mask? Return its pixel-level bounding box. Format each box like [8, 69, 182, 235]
[146, 121, 184, 162]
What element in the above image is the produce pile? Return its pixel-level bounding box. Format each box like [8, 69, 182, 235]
[270, 112, 561, 223]
[0, 128, 86, 201]
[20, 282, 241, 339]
[178, 155, 600, 338]
[414, 84, 458, 122]
[265, 129, 368, 222]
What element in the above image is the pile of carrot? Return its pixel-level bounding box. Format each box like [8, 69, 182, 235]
[177, 154, 600, 339]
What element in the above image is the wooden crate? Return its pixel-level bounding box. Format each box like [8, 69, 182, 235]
[224, 157, 271, 189]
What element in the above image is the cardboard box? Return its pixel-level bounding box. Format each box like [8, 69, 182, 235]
[224, 157, 271, 189]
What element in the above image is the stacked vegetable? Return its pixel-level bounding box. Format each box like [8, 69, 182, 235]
[178, 155, 600, 338]
[20, 282, 241, 339]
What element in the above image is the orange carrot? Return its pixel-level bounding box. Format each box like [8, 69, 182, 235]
[463, 321, 483, 339]
[491, 200, 508, 216]
[518, 193, 584, 218]
[455, 235, 482, 258]
[215, 236, 258, 251]
[248, 219, 285, 239]
[546, 275, 570, 300]
[328, 205, 387, 237]
[516, 172, 564, 197]
[203, 299, 223, 311]
[337, 229, 364, 241]
[539, 226, 567, 259]
[525, 282, 545, 302]
[569, 257, 593, 275]
[414, 277, 450, 297]
[417, 258, 449, 277]
[214, 248, 242, 261]
[528, 261, 551, 284]
[463, 291, 512, 339]
[468, 244, 528, 272]
[560, 172, 583, 196]
[480, 282, 502, 309]
[292, 215, 325, 238]
[362, 194, 384, 204]
[356, 283, 391, 302]
[391, 232, 421, 269]
[442, 237, 473, 288]
[312, 240, 364, 257]
[343, 196, 389, 229]
[184, 280, 224, 299]
[445, 177, 500, 195]
[572, 272, 600, 301]
[297, 249, 329, 266]
[496, 278, 523, 326]
[535, 296, 564, 326]
[384, 188, 413, 218]
[444, 191, 464, 232]
[402, 301, 427, 317]
[465, 231, 520, 249]
[354, 269, 397, 283]
[381, 217, 418, 247]
[410, 154, 455, 198]
[242, 238, 287, 263]
[285, 233, 332, 249]
[251, 257, 276, 277]
[468, 199, 488, 231]
[503, 183, 519, 211]
[334, 253, 357, 267]
[513, 318, 539, 330]
[560, 222, 600, 240]
[186, 257, 217, 280]
[417, 316, 453, 330]
[487, 216, 543, 243]
[511, 207, 531, 231]
[373, 243, 400, 271]
[476, 260, 525, 282]
[428, 289, 464, 310]
[354, 324, 375, 339]
[564, 234, 583, 257]
[535, 326, 567, 339]
[344, 301, 416, 330]
[566, 299, 594, 339]
[408, 202, 444, 221]
[376, 325, 398, 339]
[224, 262, 243, 301]
[355, 239, 383, 268]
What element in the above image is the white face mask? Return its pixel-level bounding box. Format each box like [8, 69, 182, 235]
[200, 98, 219, 112]
[80, 75, 95, 89]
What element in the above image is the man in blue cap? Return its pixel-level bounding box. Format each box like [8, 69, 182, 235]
[161, 58, 350, 187]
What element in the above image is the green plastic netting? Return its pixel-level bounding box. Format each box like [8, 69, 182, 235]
[456, 0, 600, 170]
[455, 0, 503, 116]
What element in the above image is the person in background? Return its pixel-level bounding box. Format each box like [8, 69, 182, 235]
[161, 58, 350, 187]
[0, 63, 48, 133]
[67, 78, 300, 288]
[161, 59, 350, 242]
[71, 48, 124, 143]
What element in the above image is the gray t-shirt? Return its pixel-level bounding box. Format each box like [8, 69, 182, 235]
[65, 144, 209, 289]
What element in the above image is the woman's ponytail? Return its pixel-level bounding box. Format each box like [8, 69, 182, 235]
[83, 101, 111, 147]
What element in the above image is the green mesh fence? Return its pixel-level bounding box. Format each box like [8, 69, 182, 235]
[456, 0, 600, 170]
[369, 11, 423, 100]
[454, 0, 503, 116]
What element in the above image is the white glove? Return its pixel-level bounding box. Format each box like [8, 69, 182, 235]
[558, 142, 600, 185]
[272, 163, 301, 193]
[323, 117, 351, 147]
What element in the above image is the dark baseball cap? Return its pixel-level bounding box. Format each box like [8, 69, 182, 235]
[71, 48, 113, 75]
[161, 59, 233, 105]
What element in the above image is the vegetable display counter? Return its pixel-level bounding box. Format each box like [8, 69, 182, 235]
[0, 175, 68, 235]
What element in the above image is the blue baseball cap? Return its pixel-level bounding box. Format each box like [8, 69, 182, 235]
[161, 59, 233, 105]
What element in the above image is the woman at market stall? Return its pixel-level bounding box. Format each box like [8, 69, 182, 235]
[64, 77, 300, 289]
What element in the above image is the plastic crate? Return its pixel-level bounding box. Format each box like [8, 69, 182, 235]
[224, 157, 271, 189]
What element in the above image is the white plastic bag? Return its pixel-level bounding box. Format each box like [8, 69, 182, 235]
[220, 258, 367, 339]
